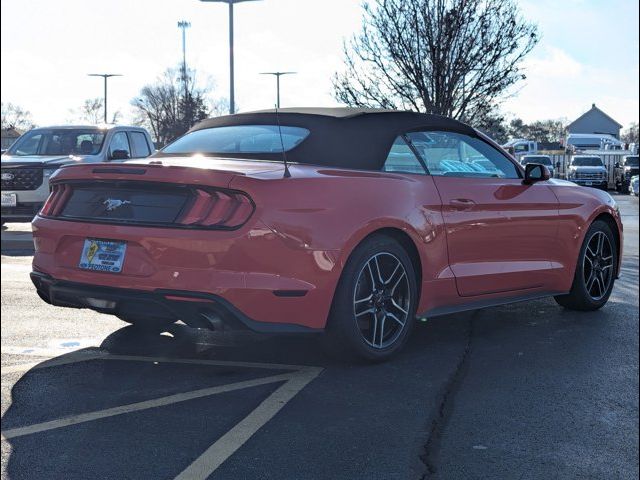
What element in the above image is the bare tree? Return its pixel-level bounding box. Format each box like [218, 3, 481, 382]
[68, 98, 122, 124]
[132, 68, 211, 146]
[506, 117, 566, 143]
[334, 0, 539, 124]
[1, 102, 35, 131]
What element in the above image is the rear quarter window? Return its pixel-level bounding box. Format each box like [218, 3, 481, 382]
[129, 131, 151, 158]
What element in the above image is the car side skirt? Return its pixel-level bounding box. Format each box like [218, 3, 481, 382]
[420, 290, 568, 319]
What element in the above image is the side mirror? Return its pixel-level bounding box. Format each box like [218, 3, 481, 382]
[109, 149, 130, 160]
[523, 163, 550, 184]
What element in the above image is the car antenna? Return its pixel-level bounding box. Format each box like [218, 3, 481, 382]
[274, 105, 291, 178]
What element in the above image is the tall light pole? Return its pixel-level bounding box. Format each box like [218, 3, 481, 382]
[260, 72, 296, 109]
[87, 73, 122, 123]
[177, 21, 191, 97]
[200, 0, 262, 115]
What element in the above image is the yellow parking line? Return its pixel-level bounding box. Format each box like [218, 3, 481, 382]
[1, 372, 295, 440]
[174, 367, 323, 480]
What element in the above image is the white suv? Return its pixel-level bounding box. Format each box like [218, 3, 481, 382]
[1, 125, 154, 224]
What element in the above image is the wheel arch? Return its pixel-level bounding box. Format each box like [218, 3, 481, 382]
[592, 211, 622, 277]
[336, 224, 424, 305]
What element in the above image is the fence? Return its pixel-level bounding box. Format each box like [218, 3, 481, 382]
[541, 150, 633, 189]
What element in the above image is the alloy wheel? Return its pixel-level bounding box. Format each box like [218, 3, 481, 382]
[352, 252, 411, 349]
[583, 231, 614, 301]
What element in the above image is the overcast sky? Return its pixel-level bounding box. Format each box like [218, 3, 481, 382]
[1, 0, 638, 129]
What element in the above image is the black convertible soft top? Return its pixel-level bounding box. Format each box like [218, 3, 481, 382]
[180, 108, 478, 171]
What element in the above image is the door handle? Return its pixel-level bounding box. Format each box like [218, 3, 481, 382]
[449, 198, 476, 210]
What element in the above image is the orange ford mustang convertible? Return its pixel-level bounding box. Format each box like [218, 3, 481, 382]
[31, 108, 622, 361]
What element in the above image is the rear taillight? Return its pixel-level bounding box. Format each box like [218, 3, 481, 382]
[40, 184, 71, 216]
[178, 189, 254, 228]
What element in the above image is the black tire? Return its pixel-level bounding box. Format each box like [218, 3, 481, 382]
[323, 234, 418, 362]
[118, 316, 175, 332]
[554, 220, 617, 311]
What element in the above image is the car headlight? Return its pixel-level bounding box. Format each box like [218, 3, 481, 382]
[43, 168, 57, 178]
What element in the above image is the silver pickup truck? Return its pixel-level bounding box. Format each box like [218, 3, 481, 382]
[1, 125, 154, 224]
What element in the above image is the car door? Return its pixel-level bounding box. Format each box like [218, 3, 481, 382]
[406, 130, 560, 297]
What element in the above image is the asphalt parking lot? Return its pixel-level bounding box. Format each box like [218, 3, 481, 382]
[1, 193, 638, 480]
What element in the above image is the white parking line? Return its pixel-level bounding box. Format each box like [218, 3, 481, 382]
[1, 345, 324, 476]
[2, 346, 315, 372]
[1, 372, 295, 439]
[175, 367, 322, 480]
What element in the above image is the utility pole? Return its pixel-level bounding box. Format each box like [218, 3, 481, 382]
[260, 72, 297, 108]
[200, 0, 262, 115]
[177, 21, 191, 97]
[87, 73, 122, 123]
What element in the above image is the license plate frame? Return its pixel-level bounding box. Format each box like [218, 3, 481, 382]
[79, 238, 127, 273]
[1, 192, 17, 208]
[585, 181, 593, 186]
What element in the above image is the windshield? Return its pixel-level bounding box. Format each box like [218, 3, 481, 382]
[624, 156, 639, 167]
[162, 125, 310, 155]
[7, 129, 106, 157]
[572, 157, 603, 167]
[522, 156, 552, 166]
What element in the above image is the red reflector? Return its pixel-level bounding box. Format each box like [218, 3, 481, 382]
[163, 295, 216, 304]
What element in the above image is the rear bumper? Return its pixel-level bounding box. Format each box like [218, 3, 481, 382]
[31, 216, 341, 330]
[31, 271, 321, 334]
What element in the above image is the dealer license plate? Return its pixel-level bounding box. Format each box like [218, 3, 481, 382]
[1, 193, 17, 207]
[79, 239, 127, 273]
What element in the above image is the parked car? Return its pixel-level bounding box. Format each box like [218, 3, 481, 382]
[29, 109, 622, 361]
[1, 125, 154, 224]
[566, 155, 608, 189]
[613, 155, 639, 193]
[630, 175, 639, 196]
[521, 154, 555, 177]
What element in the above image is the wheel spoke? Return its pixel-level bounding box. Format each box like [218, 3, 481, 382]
[390, 271, 407, 295]
[586, 272, 596, 293]
[596, 233, 605, 255]
[373, 256, 384, 284]
[356, 307, 375, 318]
[366, 262, 377, 289]
[377, 315, 387, 347]
[390, 299, 408, 315]
[594, 275, 603, 297]
[371, 313, 378, 345]
[386, 312, 405, 327]
[355, 294, 373, 305]
[384, 262, 401, 285]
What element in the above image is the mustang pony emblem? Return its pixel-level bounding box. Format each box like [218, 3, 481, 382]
[103, 198, 131, 211]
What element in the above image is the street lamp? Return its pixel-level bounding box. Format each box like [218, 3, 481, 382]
[260, 72, 296, 108]
[200, 0, 262, 115]
[87, 73, 122, 123]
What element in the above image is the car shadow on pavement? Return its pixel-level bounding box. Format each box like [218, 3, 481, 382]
[1, 316, 471, 480]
